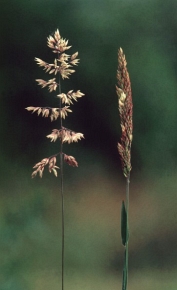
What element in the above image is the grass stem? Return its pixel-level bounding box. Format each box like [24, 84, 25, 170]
[59, 74, 65, 290]
[125, 173, 130, 289]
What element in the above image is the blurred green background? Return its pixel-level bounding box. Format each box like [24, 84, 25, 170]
[1, 0, 177, 289]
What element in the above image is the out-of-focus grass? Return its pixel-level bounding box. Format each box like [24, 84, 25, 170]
[30, 270, 177, 290]
[0, 157, 177, 289]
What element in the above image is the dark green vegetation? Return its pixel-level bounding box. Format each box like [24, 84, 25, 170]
[1, 0, 177, 289]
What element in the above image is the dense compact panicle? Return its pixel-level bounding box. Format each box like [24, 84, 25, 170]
[116, 48, 133, 177]
[26, 29, 84, 178]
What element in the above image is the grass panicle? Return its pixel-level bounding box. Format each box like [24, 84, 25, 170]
[26, 29, 84, 290]
[26, 29, 84, 178]
[116, 47, 133, 290]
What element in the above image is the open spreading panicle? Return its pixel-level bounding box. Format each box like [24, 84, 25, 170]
[116, 48, 133, 177]
[26, 29, 84, 178]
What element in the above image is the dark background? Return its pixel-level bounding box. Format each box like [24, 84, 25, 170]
[1, 0, 177, 289]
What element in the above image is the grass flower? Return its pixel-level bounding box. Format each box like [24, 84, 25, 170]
[26, 29, 84, 290]
[116, 48, 133, 178]
[116, 48, 133, 290]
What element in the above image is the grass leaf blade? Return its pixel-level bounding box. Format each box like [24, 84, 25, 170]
[121, 200, 127, 246]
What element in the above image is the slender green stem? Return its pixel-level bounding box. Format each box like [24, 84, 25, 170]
[125, 173, 130, 289]
[60, 148, 64, 290]
[58, 73, 64, 290]
[121, 173, 130, 290]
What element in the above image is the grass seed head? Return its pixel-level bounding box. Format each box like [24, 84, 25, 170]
[116, 48, 133, 177]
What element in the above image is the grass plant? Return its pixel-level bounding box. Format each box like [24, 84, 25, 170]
[26, 29, 84, 290]
[116, 48, 133, 290]
[25, 30, 133, 290]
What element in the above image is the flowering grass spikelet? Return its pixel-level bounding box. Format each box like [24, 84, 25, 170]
[116, 48, 133, 177]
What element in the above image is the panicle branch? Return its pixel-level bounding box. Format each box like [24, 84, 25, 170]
[35, 78, 58, 91]
[46, 127, 84, 143]
[32, 156, 59, 178]
[25, 106, 72, 121]
[63, 154, 78, 167]
[32, 152, 79, 178]
[57, 90, 84, 105]
[116, 48, 133, 177]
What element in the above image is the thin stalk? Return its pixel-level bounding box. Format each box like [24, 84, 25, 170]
[125, 173, 130, 289]
[59, 74, 64, 290]
[61, 149, 64, 290]
[121, 174, 130, 290]
[121, 173, 130, 290]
